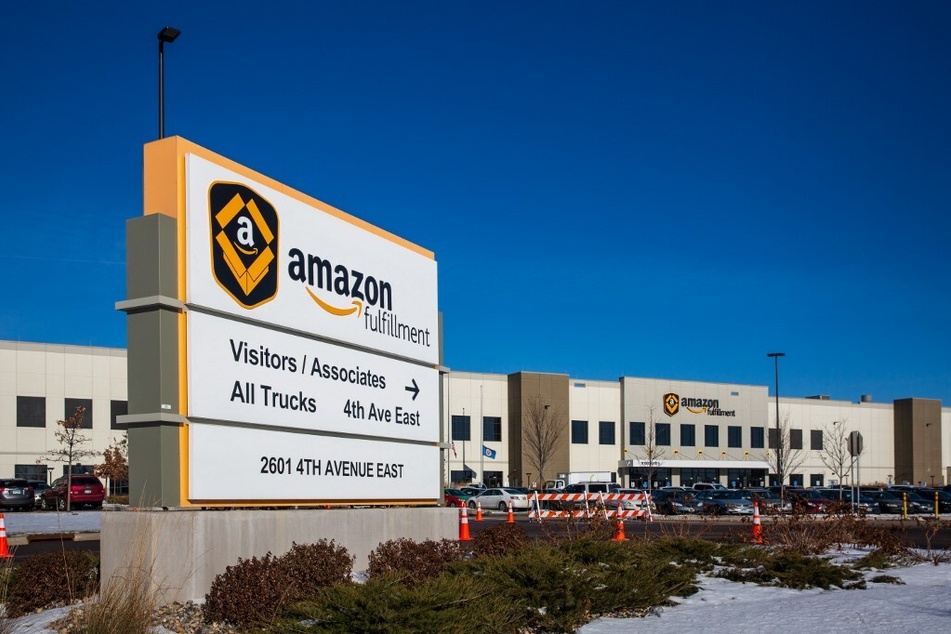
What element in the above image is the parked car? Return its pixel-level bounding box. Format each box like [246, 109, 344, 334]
[0, 478, 35, 511]
[467, 487, 530, 511]
[616, 488, 653, 512]
[692, 482, 727, 491]
[694, 490, 755, 515]
[459, 486, 485, 498]
[863, 490, 926, 515]
[814, 488, 881, 515]
[737, 488, 789, 513]
[897, 488, 951, 514]
[786, 489, 835, 514]
[651, 489, 702, 515]
[40, 475, 105, 510]
[444, 488, 465, 507]
[885, 488, 944, 514]
[546, 481, 622, 511]
[28, 480, 51, 508]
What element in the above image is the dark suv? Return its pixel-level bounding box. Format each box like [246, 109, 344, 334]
[0, 478, 35, 511]
[40, 475, 105, 510]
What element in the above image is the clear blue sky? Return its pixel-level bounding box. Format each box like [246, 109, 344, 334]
[3, 2, 949, 404]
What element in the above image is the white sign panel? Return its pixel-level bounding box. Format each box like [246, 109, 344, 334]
[188, 423, 439, 501]
[184, 153, 439, 365]
[187, 311, 438, 443]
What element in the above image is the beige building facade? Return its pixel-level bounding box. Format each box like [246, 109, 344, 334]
[0, 341, 127, 483]
[3, 339, 949, 491]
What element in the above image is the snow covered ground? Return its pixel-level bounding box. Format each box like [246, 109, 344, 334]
[4, 512, 950, 633]
[581, 551, 951, 633]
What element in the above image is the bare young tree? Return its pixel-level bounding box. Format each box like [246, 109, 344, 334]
[630, 403, 667, 495]
[819, 420, 852, 498]
[764, 411, 806, 492]
[522, 395, 566, 489]
[39, 404, 99, 511]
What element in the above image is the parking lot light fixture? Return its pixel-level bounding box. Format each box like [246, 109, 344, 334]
[157, 26, 181, 139]
[767, 352, 785, 499]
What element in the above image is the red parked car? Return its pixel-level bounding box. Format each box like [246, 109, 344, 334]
[444, 488, 465, 508]
[40, 475, 105, 510]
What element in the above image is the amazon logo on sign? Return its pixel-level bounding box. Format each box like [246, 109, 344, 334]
[286, 247, 393, 319]
[209, 182, 279, 308]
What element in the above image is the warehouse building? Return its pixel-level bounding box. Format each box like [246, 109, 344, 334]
[2, 340, 948, 491]
[445, 371, 949, 490]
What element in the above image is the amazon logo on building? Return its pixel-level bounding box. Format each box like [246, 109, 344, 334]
[209, 182, 279, 309]
[663, 392, 720, 417]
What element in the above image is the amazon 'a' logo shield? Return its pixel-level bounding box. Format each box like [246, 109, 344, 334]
[210, 182, 279, 308]
[663, 393, 680, 417]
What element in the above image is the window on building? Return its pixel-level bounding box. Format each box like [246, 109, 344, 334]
[680, 424, 696, 447]
[768, 427, 778, 449]
[483, 416, 502, 442]
[110, 400, 128, 430]
[704, 425, 719, 447]
[789, 473, 804, 487]
[63, 464, 95, 477]
[483, 471, 503, 487]
[629, 421, 645, 446]
[728, 426, 742, 448]
[64, 398, 93, 429]
[451, 468, 476, 485]
[656, 423, 671, 446]
[108, 479, 129, 496]
[680, 468, 719, 487]
[790, 429, 803, 450]
[451, 415, 470, 441]
[571, 420, 589, 444]
[810, 474, 824, 487]
[599, 421, 616, 445]
[15, 464, 48, 481]
[751, 427, 765, 449]
[810, 429, 823, 451]
[17, 396, 45, 428]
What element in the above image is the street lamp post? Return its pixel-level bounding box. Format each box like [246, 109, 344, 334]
[767, 352, 785, 498]
[158, 26, 180, 139]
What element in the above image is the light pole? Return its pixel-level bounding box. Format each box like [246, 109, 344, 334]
[158, 26, 180, 139]
[767, 352, 785, 497]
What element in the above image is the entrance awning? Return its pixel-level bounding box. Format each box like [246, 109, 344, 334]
[618, 459, 771, 470]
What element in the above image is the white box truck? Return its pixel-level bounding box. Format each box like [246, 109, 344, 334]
[545, 471, 615, 490]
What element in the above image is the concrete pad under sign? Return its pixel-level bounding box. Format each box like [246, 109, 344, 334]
[99, 507, 457, 604]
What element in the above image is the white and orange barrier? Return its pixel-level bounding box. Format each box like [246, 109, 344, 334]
[528, 492, 652, 521]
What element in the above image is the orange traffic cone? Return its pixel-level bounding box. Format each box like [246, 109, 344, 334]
[0, 513, 13, 559]
[611, 503, 628, 541]
[458, 506, 472, 542]
[752, 501, 763, 544]
[507, 501, 515, 523]
[475, 500, 484, 522]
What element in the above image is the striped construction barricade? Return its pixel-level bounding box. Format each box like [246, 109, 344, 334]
[529, 492, 652, 521]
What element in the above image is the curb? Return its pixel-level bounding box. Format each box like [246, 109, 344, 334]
[7, 532, 102, 546]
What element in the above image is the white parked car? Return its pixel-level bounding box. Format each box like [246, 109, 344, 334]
[617, 488, 654, 512]
[467, 487, 530, 511]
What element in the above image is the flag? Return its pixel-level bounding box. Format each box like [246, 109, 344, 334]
[482, 445, 496, 459]
[450, 441, 457, 458]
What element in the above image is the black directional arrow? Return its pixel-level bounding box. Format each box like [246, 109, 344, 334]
[405, 378, 420, 401]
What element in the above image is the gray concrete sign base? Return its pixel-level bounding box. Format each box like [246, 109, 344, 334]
[100, 507, 457, 604]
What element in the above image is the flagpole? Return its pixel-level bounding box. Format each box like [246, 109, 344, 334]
[479, 384, 484, 486]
